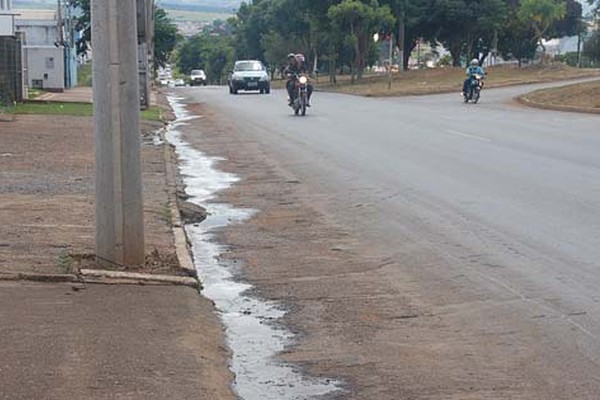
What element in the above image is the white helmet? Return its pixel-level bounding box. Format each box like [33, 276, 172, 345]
[470, 58, 479, 66]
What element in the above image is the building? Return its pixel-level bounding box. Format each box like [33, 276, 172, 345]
[14, 7, 77, 92]
[0, 0, 15, 36]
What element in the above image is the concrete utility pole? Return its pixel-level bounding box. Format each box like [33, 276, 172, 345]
[92, 0, 145, 267]
[136, 0, 150, 110]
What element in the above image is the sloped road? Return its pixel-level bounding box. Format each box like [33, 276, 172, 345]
[179, 81, 600, 399]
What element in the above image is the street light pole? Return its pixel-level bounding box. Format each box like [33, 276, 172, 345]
[92, 0, 145, 268]
[388, 34, 393, 90]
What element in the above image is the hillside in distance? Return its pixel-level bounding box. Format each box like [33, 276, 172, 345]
[13, 0, 244, 13]
[160, 0, 243, 13]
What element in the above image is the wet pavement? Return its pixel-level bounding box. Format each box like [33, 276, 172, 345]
[166, 96, 341, 399]
[166, 83, 600, 399]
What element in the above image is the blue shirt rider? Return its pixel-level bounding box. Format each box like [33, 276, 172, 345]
[463, 58, 485, 95]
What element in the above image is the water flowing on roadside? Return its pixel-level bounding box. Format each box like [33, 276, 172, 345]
[165, 95, 341, 400]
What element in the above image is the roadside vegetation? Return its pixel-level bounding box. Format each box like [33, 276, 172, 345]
[13, 102, 163, 121]
[519, 79, 600, 110]
[77, 62, 93, 87]
[61, 0, 600, 99]
[27, 88, 45, 99]
[172, 0, 598, 87]
[70, 1, 179, 74]
[323, 63, 600, 97]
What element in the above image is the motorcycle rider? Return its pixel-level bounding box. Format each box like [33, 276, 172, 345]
[284, 53, 313, 106]
[462, 58, 485, 97]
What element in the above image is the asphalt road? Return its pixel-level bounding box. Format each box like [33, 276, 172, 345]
[180, 81, 600, 398]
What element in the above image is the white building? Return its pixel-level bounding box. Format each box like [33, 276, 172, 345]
[15, 9, 65, 91]
[0, 0, 16, 36]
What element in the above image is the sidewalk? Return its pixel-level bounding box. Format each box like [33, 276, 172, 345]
[0, 89, 235, 399]
[36, 86, 158, 105]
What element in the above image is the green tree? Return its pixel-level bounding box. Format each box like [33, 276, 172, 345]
[431, 0, 507, 67]
[583, 30, 600, 64]
[261, 30, 289, 78]
[497, 2, 539, 65]
[328, 0, 395, 81]
[517, 0, 567, 58]
[70, 0, 91, 56]
[176, 34, 235, 84]
[153, 8, 179, 70]
[70, 2, 179, 70]
[389, 0, 439, 70]
[552, 0, 585, 37]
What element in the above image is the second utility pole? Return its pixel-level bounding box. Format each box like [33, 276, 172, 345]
[92, 0, 145, 268]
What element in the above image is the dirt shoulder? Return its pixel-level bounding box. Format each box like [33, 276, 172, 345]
[0, 95, 236, 399]
[0, 113, 179, 275]
[180, 99, 599, 400]
[0, 281, 235, 400]
[319, 64, 600, 97]
[517, 79, 600, 114]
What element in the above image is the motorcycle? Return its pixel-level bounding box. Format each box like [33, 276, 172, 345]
[289, 74, 309, 116]
[464, 73, 483, 104]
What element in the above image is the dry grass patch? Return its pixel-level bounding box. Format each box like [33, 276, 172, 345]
[320, 64, 600, 97]
[522, 80, 600, 110]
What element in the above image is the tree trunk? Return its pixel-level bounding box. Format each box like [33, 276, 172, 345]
[329, 58, 337, 84]
[450, 43, 462, 67]
[538, 39, 546, 64]
[404, 40, 417, 70]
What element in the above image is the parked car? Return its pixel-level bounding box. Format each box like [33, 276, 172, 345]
[174, 78, 186, 87]
[190, 69, 207, 86]
[228, 60, 270, 95]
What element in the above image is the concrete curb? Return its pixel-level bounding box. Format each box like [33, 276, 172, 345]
[516, 93, 600, 115]
[0, 269, 198, 289]
[161, 127, 198, 279]
[79, 269, 199, 289]
[0, 272, 78, 283]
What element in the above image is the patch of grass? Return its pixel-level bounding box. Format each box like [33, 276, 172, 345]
[322, 64, 600, 97]
[157, 203, 174, 227]
[15, 101, 164, 121]
[27, 88, 46, 99]
[15, 101, 93, 116]
[0, 104, 15, 121]
[55, 250, 75, 274]
[78, 63, 93, 87]
[141, 106, 163, 122]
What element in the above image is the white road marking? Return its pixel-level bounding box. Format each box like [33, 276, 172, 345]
[446, 129, 492, 142]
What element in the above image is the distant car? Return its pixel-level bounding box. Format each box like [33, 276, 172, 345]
[228, 60, 270, 95]
[190, 69, 207, 86]
[174, 78, 185, 87]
